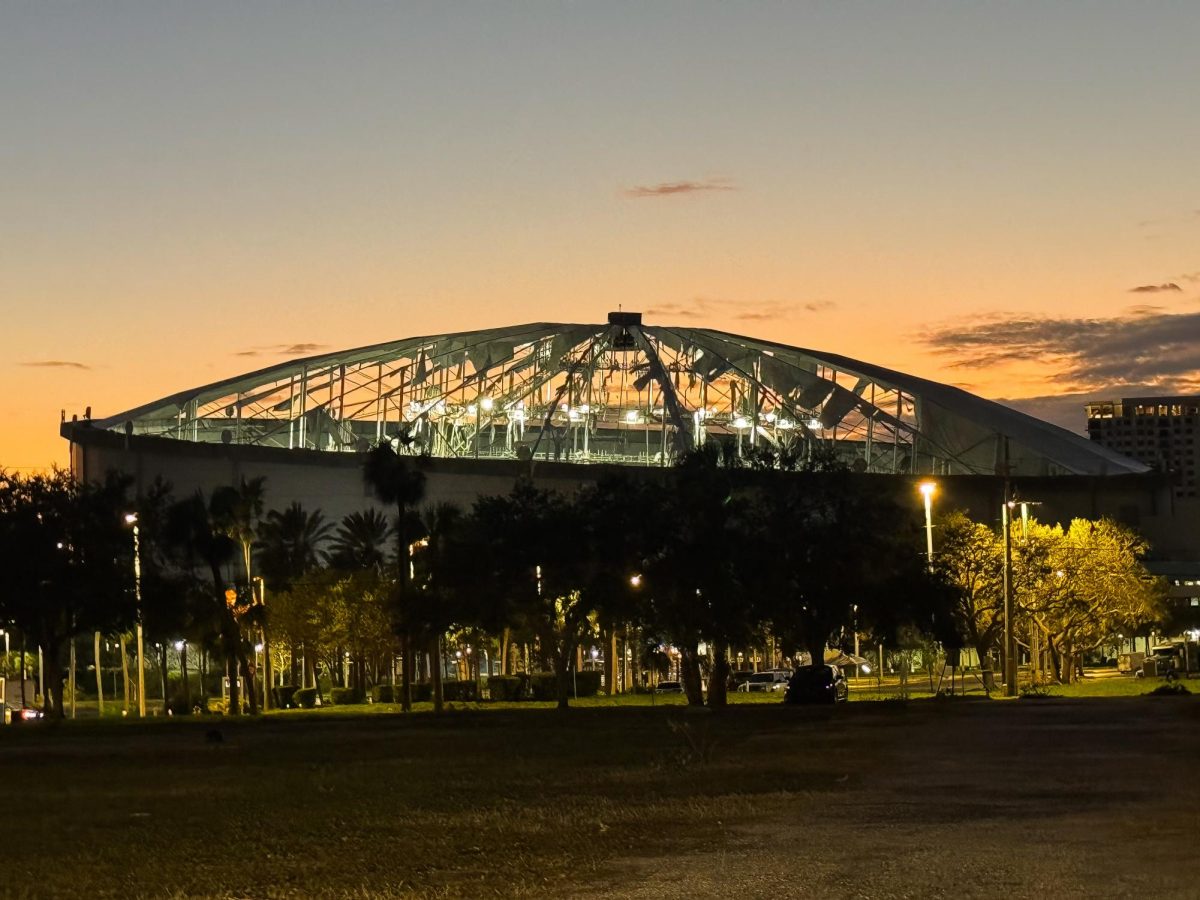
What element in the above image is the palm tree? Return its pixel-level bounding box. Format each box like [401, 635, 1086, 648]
[210, 477, 267, 713]
[413, 502, 464, 713]
[256, 501, 333, 701]
[213, 476, 267, 587]
[362, 441, 427, 712]
[256, 502, 334, 587]
[163, 492, 247, 714]
[327, 509, 393, 572]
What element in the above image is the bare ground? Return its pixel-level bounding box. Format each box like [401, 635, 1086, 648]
[1, 697, 1196, 898]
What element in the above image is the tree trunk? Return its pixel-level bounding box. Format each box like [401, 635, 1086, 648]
[199, 648, 208, 702]
[680, 645, 705, 706]
[241, 652, 258, 715]
[119, 635, 131, 714]
[707, 646, 730, 708]
[1047, 638, 1063, 683]
[94, 632, 105, 716]
[430, 636, 444, 713]
[400, 635, 413, 712]
[974, 641, 996, 692]
[227, 655, 240, 715]
[181, 645, 191, 713]
[42, 645, 64, 719]
[554, 646, 572, 711]
[159, 644, 169, 714]
[806, 638, 827, 677]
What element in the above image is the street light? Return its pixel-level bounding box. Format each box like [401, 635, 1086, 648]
[918, 482, 936, 571]
[124, 512, 147, 718]
[253, 576, 271, 711]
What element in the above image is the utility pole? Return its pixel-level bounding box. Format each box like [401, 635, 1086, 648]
[1002, 486, 1016, 697]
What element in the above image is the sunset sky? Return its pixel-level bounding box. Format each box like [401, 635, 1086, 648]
[3, 3, 1199, 470]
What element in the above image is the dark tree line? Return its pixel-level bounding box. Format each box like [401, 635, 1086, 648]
[1, 445, 956, 716]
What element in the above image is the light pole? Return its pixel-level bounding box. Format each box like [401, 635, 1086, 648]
[1001, 497, 1016, 697]
[125, 513, 147, 717]
[918, 481, 937, 570]
[1, 628, 7, 715]
[253, 576, 271, 711]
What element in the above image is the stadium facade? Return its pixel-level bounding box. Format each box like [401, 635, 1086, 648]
[62, 313, 1198, 558]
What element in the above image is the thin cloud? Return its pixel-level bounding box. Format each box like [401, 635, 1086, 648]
[1129, 282, 1181, 293]
[918, 309, 1200, 394]
[647, 296, 832, 323]
[280, 343, 326, 355]
[21, 360, 91, 370]
[623, 178, 737, 199]
[645, 301, 706, 319]
[234, 343, 329, 357]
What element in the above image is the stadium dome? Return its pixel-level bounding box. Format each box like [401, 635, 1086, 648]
[91, 312, 1144, 478]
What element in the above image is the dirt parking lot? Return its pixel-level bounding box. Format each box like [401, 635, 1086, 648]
[1, 696, 1196, 898]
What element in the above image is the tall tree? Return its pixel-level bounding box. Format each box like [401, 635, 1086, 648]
[933, 511, 1005, 689]
[1017, 517, 1164, 682]
[255, 500, 332, 704]
[256, 502, 333, 588]
[327, 509, 393, 572]
[758, 469, 940, 676]
[468, 480, 596, 709]
[163, 491, 251, 714]
[642, 446, 752, 707]
[362, 441, 427, 711]
[0, 469, 134, 718]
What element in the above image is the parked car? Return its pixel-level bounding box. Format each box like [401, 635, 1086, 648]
[736, 670, 791, 693]
[2, 702, 43, 724]
[654, 681, 684, 694]
[784, 664, 848, 704]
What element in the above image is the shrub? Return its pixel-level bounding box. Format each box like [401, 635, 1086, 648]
[529, 672, 560, 701]
[293, 687, 320, 709]
[525, 670, 599, 700]
[574, 670, 602, 697]
[330, 686, 363, 705]
[411, 682, 432, 703]
[370, 684, 395, 704]
[273, 685, 299, 708]
[486, 675, 527, 701]
[165, 692, 195, 716]
[1148, 682, 1191, 696]
[442, 679, 479, 702]
[1020, 683, 1054, 700]
[204, 697, 227, 715]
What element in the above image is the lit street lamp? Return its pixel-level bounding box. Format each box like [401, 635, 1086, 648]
[918, 482, 937, 570]
[124, 513, 147, 717]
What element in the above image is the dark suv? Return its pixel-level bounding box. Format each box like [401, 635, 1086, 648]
[784, 664, 848, 704]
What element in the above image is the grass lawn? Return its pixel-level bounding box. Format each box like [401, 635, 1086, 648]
[2, 691, 1198, 898]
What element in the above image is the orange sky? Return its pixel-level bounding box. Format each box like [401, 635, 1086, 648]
[3, 4, 1199, 471]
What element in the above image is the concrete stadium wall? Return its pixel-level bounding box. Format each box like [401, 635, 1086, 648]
[64, 424, 1200, 561]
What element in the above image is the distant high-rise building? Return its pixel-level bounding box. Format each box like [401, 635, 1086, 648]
[1087, 397, 1200, 498]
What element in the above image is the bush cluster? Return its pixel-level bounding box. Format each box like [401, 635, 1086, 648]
[292, 687, 320, 708]
[442, 679, 479, 702]
[370, 684, 395, 703]
[486, 675, 526, 701]
[330, 686, 363, 705]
